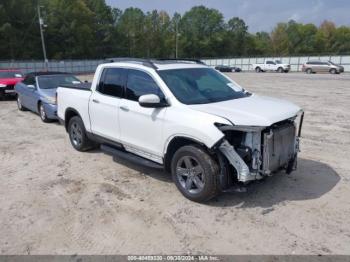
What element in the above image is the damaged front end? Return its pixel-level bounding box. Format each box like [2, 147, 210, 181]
[214, 111, 304, 192]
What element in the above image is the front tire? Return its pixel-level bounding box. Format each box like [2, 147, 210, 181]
[171, 145, 219, 202]
[68, 116, 96, 152]
[277, 67, 284, 73]
[330, 68, 337, 74]
[306, 68, 312, 74]
[39, 102, 51, 123]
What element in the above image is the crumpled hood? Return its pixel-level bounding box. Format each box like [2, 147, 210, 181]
[0, 78, 23, 86]
[189, 94, 301, 126]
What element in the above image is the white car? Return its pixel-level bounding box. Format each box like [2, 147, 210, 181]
[253, 60, 291, 73]
[57, 59, 303, 202]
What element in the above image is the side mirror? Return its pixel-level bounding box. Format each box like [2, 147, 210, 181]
[138, 94, 167, 108]
[27, 84, 36, 89]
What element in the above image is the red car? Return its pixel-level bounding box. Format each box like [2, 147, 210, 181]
[0, 69, 24, 99]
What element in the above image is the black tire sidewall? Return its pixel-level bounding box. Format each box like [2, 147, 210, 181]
[68, 116, 92, 152]
[171, 145, 219, 202]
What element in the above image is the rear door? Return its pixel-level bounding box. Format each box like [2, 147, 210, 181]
[89, 68, 127, 141]
[118, 69, 167, 162]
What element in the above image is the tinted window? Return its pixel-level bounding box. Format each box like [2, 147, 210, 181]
[158, 68, 248, 105]
[126, 70, 164, 101]
[38, 74, 81, 89]
[266, 61, 275, 65]
[23, 75, 36, 85]
[98, 68, 126, 98]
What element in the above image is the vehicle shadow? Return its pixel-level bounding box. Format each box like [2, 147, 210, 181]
[208, 158, 340, 208]
[0, 96, 16, 101]
[100, 152, 340, 205]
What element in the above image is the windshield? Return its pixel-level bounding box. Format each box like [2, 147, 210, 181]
[0, 71, 23, 78]
[275, 60, 282, 64]
[38, 74, 81, 89]
[158, 68, 248, 105]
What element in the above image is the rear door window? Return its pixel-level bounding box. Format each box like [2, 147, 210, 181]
[97, 68, 126, 98]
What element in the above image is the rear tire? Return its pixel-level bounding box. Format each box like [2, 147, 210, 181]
[306, 68, 312, 74]
[255, 67, 261, 73]
[171, 145, 219, 202]
[17, 95, 26, 111]
[68, 116, 97, 152]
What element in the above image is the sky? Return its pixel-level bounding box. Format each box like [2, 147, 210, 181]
[106, 0, 350, 33]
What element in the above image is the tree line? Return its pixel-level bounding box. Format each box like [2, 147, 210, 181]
[1, 0, 350, 60]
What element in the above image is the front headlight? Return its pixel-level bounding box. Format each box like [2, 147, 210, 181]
[46, 96, 57, 104]
[0, 84, 6, 88]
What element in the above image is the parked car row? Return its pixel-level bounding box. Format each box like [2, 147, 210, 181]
[1, 59, 305, 202]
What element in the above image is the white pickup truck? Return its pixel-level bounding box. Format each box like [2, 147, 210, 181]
[57, 58, 303, 202]
[252, 60, 291, 73]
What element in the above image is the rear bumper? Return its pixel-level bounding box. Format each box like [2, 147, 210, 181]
[43, 103, 58, 119]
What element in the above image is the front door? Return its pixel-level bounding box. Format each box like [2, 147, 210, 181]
[119, 69, 167, 163]
[89, 68, 127, 142]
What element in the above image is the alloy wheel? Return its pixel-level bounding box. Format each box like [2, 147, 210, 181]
[176, 156, 205, 194]
[70, 122, 83, 147]
[40, 104, 46, 120]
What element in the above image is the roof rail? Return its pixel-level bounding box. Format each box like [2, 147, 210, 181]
[104, 57, 158, 69]
[155, 58, 206, 65]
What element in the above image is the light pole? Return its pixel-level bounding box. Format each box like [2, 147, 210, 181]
[37, 5, 48, 70]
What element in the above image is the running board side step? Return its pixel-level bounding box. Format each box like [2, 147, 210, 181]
[101, 144, 164, 170]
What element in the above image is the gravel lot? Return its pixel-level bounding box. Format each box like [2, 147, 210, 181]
[0, 72, 349, 255]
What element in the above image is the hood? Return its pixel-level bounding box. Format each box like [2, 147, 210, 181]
[189, 94, 301, 126]
[0, 78, 23, 86]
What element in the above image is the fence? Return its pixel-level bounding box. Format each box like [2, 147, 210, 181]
[202, 55, 350, 72]
[1, 55, 350, 74]
[0, 60, 104, 74]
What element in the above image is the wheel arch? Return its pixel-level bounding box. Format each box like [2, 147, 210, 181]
[163, 136, 210, 172]
[64, 107, 83, 131]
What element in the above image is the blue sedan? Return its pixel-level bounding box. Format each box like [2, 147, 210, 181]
[15, 72, 82, 122]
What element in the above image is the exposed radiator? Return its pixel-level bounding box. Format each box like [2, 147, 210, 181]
[262, 123, 296, 174]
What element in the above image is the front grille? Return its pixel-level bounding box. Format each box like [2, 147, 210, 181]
[262, 122, 296, 174]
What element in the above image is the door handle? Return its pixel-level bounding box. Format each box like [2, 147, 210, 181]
[92, 99, 99, 103]
[120, 105, 129, 111]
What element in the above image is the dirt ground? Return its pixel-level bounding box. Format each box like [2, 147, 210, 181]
[0, 72, 349, 255]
